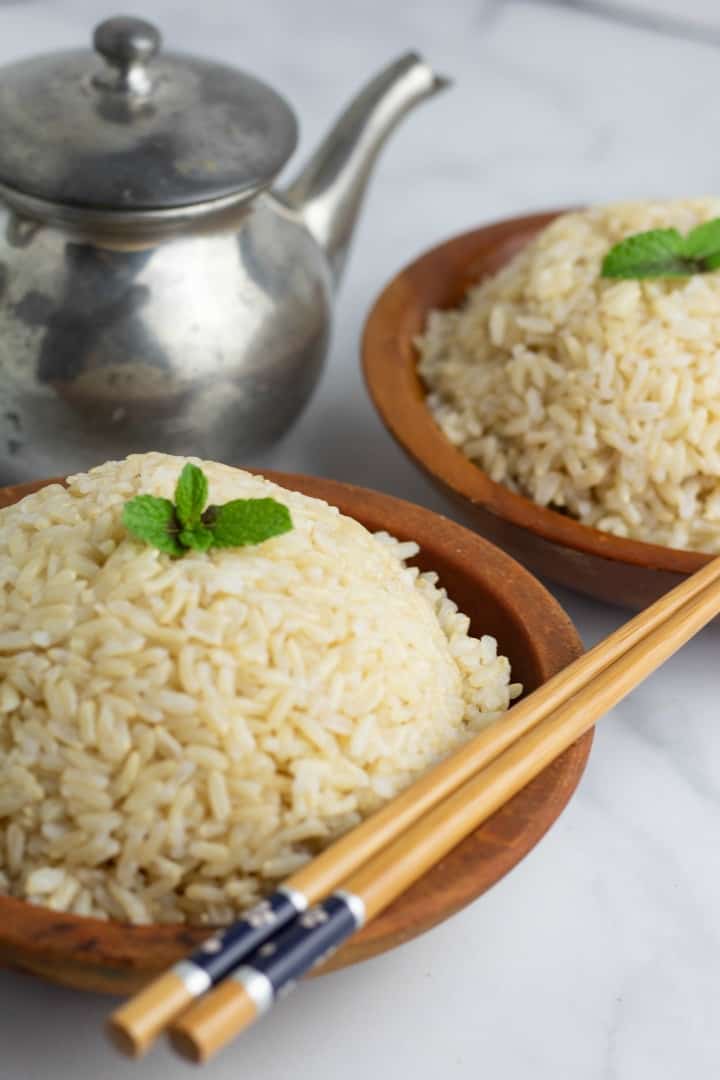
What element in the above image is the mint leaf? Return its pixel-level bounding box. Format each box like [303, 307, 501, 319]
[174, 463, 208, 529]
[179, 524, 214, 552]
[601, 218, 720, 280]
[601, 228, 694, 279]
[683, 219, 720, 261]
[206, 498, 292, 548]
[122, 495, 183, 556]
[122, 466, 294, 557]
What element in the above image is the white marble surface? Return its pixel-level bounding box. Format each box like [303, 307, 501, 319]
[2, 1, 720, 1077]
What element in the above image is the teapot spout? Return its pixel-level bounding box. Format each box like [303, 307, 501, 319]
[280, 53, 449, 285]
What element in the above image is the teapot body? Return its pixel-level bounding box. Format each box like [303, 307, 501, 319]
[0, 194, 333, 482]
[0, 41, 446, 483]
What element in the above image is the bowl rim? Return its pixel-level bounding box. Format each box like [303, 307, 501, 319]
[0, 470, 589, 985]
[362, 209, 711, 577]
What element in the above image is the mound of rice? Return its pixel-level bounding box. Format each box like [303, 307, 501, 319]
[418, 198, 720, 552]
[0, 453, 518, 925]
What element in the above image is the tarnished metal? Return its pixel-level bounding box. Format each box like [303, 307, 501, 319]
[0, 16, 298, 210]
[0, 20, 448, 480]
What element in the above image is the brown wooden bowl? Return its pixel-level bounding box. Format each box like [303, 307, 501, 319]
[0, 472, 589, 995]
[362, 210, 711, 609]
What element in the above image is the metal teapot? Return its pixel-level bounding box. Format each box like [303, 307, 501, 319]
[0, 16, 447, 482]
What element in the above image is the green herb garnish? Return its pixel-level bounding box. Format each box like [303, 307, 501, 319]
[122, 463, 293, 557]
[601, 218, 720, 280]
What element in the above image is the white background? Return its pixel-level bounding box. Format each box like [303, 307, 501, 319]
[1, 1, 720, 1077]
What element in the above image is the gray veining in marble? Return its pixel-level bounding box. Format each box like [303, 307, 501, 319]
[530, 0, 720, 47]
[1, 2, 719, 1078]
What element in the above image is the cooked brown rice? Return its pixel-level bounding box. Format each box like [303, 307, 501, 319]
[0, 454, 519, 925]
[418, 198, 720, 552]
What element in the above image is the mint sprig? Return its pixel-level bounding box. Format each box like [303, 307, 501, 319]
[601, 219, 720, 279]
[122, 463, 293, 557]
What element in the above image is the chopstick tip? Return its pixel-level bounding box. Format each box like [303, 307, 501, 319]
[105, 1016, 145, 1059]
[168, 1026, 207, 1065]
[169, 979, 260, 1064]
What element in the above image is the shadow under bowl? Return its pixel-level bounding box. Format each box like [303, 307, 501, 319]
[362, 210, 710, 609]
[0, 471, 589, 994]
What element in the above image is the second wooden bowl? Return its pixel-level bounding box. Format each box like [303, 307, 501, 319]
[0, 472, 588, 994]
[362, 211, 711, 609]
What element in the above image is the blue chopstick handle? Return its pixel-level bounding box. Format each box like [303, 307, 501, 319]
[174, 888, 307, 991]
[231, 891, 365, 1007]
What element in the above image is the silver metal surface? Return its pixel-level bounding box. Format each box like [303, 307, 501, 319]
[230, 966, 274, 1013]
[0, 181, 256, 235]
[0, 17, 298, 209]
[283, 52, 449, 282]
[172, 960, 212, 998]
[0, 41, 448, 480]
[0, 194, 332, 480]
[334, 890, 366, 928]
[92, 16, 162, 97]
[276, 886, 309, 913]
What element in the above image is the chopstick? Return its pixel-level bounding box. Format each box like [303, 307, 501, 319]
[107, 554, 720, 1058]
[169, 563, 720, 1063]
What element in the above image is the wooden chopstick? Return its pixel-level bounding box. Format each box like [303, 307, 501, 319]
[168, 563, 720, 1063]
[107, 554, 720, 1058]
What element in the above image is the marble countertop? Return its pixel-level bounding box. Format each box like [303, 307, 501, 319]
[1, 1, 719, 1077]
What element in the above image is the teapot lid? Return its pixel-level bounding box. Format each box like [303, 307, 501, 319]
[0, 15, 298, 212]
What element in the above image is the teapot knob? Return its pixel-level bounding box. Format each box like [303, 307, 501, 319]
[93, 16, 161, 97]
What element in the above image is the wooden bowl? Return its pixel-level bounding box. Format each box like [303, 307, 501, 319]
[0, 473, 589, 995]
[362, 210, 711, 609]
